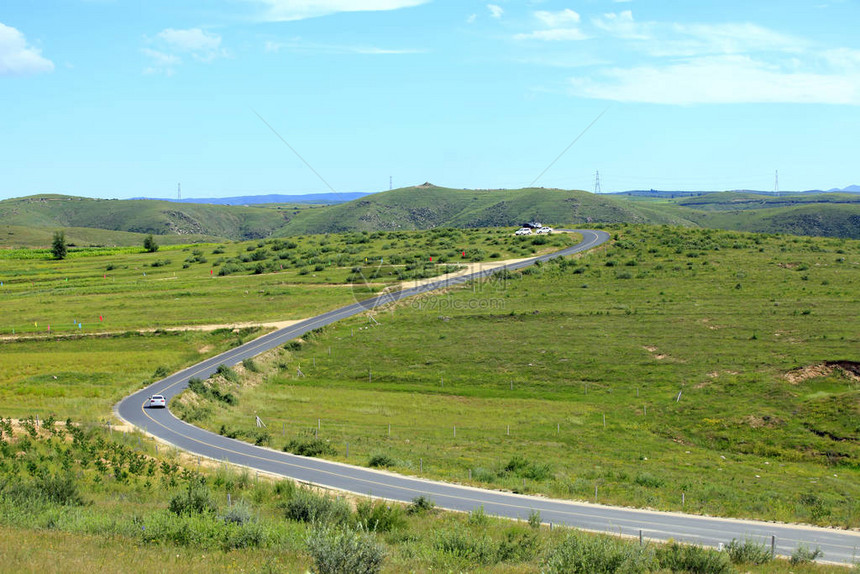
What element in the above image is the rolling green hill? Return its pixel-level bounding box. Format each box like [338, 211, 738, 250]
[629, 193, 860, 239]
[277, 184, 694, 235]
[2, 188, 857, 246]
[0, 195, 291, 242]
[672, 191, 860, 211]
[0, 224, 223, 249]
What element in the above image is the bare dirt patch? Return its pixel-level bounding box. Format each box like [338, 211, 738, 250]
[742, 415, 784, 429]
[785, 361, 860, 384]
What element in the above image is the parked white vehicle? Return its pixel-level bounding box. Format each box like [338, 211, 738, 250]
[515, 227, 533, 236]
[535, 227, 553, 234]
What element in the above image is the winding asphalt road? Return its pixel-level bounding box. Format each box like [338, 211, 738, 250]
[116, 229, 859, 564]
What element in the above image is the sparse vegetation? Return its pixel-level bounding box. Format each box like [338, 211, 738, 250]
[0, 420, 848, 572]
[185, 226, 860, 527]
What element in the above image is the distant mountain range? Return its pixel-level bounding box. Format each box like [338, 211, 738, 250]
[136, 186, 859, 205]
[610, 186, 860, 198]
[133, 192, 373, 205]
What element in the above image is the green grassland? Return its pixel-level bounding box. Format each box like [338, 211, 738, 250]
[178, 225, 860, 527]
[0, 329, 262, 420]
[0, 227, 573, 424]
[0, 422, 847, 573]
[1, 227, 565, 337]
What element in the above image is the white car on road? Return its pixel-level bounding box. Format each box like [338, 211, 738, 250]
[148, 394, 166, 408]
[535, 227, 553, 235]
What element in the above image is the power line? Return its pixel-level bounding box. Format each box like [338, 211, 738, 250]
[251, 109, 337, 194]
[530, 106, 609, 187]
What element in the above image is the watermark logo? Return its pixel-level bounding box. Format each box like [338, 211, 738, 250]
[349, 260, 512, 312]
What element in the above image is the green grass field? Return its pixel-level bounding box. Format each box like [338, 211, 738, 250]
[178, 225, 860, 527]
[0, 227, 568, 336]
[0, 422, 847, 573]
[0, 227, 574, 425]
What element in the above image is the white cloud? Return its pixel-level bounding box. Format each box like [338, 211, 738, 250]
[158, 28, 222, 55]
[254, 0, 429, 22]
[466, 13, 477, 24]
[535, 9, 580, 28]
[0, 22, 54, 76]
[823, 48, 860, 70]
[487, 4, 504, 19]
[515, 8, 586, 42]
[569, 55, 860, 105]
[593, 10, 651, 40]
[265, 38, 423, 55]
[143, 28, 225, 74]
[661, 22, 805, 57]
[515, 28, 587, 42]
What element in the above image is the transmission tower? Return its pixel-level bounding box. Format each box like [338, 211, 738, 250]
[593, 170, 601, 194]
[389, 176, 392, 191]
[178, 183, 181, 201]
[774, 171, 779, 196]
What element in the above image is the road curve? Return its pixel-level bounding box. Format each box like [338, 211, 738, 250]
[116, 229, 859, 564]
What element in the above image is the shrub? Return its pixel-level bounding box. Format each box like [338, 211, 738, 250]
[367, 454, 394, 468]
[283, 488, 351, 526]
[406, 495, 435, 515]
[497, 527, 539, 563]
[543, 532, 654, 574]
[38, 473, 85, 506]
[223, 499, 254, 526]
[306, 525, 386, 574]
[242, 358, 259, 373]
[434, 526, 500, 564]
[790, 545, 823, 565]
[168, 480, 218, 516]
[726, 537, 772, 564]
[284, 437, 336, 457]
[634, 472, 665, 488]
[502, 455, 552, 481]
[468, 505, 489, 527]
[528, 509, 541, 529]
[143, 234, 159, 253]
[655, 541, 731, 574]
[354, 499, 405, 533]
[215, 364, 238, 383]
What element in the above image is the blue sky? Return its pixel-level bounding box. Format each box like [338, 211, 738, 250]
[1, 0, 858, 200]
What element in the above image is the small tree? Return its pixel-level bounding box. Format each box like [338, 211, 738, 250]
[51, 231, 67, 260]
[143, 234, 159, 253]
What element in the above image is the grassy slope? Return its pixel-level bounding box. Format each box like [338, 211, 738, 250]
[0, 195, 291, 241]
[621, 193, 860, 239]
[0, 228, 565, 337]
[0, 224, 223, 249]
[672, 192, 860, 211]
[0, 228, 570, 422]
[0, 423, 846, 573]
[278, 186, 690, 235]
[185, 225, 860, 527]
